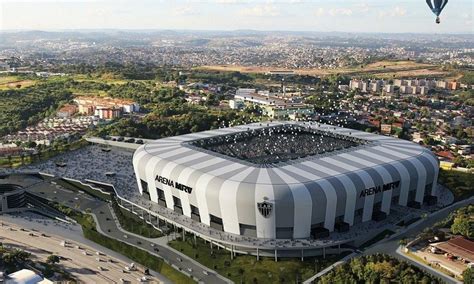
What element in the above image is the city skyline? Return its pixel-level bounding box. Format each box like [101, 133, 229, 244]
[1, 0, 472, 34]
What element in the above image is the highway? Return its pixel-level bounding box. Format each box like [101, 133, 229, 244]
[27, 179, 230, 284]
[0, 220, 161, 283]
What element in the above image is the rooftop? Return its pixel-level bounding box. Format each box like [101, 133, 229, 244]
[431, 237, 474, 263]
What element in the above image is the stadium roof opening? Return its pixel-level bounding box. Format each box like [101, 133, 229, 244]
[190, 124, 369, 165]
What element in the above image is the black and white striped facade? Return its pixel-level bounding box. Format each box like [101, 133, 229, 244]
[133, 122, 439, 240]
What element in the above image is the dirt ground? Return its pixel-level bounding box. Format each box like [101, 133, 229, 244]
[197, 60, 449, 78]
[410, 247, 466, 279]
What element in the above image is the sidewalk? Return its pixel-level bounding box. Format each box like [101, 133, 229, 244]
[303, 251, 357, 284]
[100, 204, 232, 284]
[303, 196, 474, 284]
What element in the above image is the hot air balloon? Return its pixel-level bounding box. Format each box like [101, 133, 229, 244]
[426, 0, 448, 24]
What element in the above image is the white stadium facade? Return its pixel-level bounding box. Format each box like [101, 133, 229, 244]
[132, 122, 439, 249]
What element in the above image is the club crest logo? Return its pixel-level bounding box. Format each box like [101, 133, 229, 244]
[257, 201, 273, 218]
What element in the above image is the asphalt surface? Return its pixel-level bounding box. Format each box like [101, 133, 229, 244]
[0, 220, 162, 283]
[28, 179, 230, 284]
[362, 197, 474, 284]
[0, 212, 171, 283]
[7, 175, 473, 284]
[305, 197, 473, 284]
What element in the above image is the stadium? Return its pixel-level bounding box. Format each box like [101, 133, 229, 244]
[133, 122, 439, 241]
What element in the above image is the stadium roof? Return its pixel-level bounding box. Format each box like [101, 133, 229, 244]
[135, 121, 435, 186]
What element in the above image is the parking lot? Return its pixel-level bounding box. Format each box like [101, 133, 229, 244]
[0, 220, 160, 283]
[4, 175, 228, 283]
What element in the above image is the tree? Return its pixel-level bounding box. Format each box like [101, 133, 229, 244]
[456, 128, 466, 139]
[453, 156, 467, 168]
[47, 254, 60, 264]
[238, 268, 245, 284]
[318, 254, 440, 284]
[451, 215, 473, 239]
[2, 249, 30, 268]
[463, 267, 474, 284]
[423, 137, 436, 146]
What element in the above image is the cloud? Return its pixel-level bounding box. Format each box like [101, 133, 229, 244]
[392, 6, 406, 17]
[314, 7, 324, 17]
[213, 0, 240, 4]
[239, 4, 280, 17]
[378, 6, 407, 18]
[355, 3, 370, 13]
[314, 7, 353, 17]
[173, 6, 198, 16]
[461, 12, 472, 21]
[328, 8, 353, 17]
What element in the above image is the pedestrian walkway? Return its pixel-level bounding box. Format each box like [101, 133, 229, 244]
[303, 252, 357, 284]
[106, 204, 229, 283]
[90, 202, 230, 284]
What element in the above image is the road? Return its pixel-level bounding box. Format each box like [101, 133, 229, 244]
[0, 211, 170, 284]
[363, 197, 473, 284]
[28, 179, 230, 284]
[9, 175, 473, 284]
[305, 196, 473, 284]
[0, 220, 161, 283]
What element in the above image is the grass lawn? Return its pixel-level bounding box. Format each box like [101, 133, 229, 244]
[438, 170, 474, 201]
[0, 75, 37, 90]
[169, 236, 347, 284]
[111, 198, 163, 238]
[0, 75, 19, 84]
[360, 229, 394, 249]
[71, 73, 129, 85]
[52, 203, 194, 284]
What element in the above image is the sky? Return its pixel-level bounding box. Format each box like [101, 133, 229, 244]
[0, 0, 472, 33]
